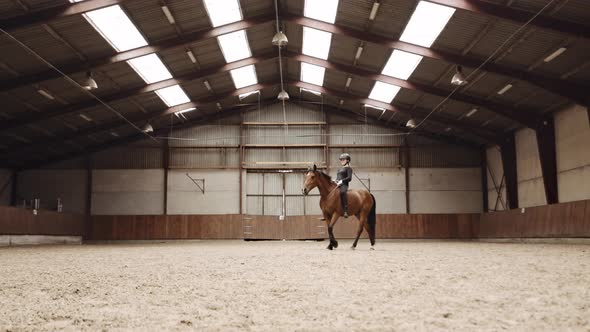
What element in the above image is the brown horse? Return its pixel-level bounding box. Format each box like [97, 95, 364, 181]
[302, 164, 376, 250]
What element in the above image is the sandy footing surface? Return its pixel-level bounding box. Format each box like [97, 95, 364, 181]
[1, 240, 589, 331]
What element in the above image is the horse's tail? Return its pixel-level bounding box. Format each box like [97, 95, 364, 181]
[368, 194, 376, 242]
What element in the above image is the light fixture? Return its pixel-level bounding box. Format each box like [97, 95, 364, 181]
[497, 83, 512, 95]
[354, 46, 363, 61]
[277, 90, 290, 101]
[161, 5, 176, 24]
[142, 123, 154, 133]
[369, 2, 380, 20]
[186, 50, 197, 63]
[451, 65, 468, 86]
[445, 127, 452, 132]
[110, 131, 119, 137]
[203, 80, 212, 91]
[272, 31, 288, 47]
[544, 47, 566, 63]
[345, 77, 352, 88]
[37, 89, 55, 100]
[216, 102, 222, 110]
[79, 114, 93, 122]
[83, 71, 98, 90]
[465, 108, 478, 117]
[406, 118, 417, 128]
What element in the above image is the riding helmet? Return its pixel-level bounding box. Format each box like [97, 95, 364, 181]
[339, 153, 351, 161]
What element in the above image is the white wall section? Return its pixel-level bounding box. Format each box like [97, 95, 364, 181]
[167, 169, 240, 214]
[515, 128, 546, 208]
[555, 104, 590, 202]
[92, 169, 164, 215]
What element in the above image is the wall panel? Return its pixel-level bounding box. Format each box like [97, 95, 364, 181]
[515, 128, 546, 207]
[555, 104, 590, 202]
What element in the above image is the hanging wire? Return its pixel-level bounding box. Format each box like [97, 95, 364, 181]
[0, 27, 159, 144]
[407, 0, 558, 138]
[274, 0, 288, 139]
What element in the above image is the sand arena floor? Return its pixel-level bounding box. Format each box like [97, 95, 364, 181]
[1, 240, 589, 331]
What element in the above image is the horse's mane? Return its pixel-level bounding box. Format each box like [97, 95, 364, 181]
[315, 170, 332, 182]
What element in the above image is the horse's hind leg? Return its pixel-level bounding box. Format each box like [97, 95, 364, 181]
[351, 215, 365, 249]
[363, 222, 376, 250]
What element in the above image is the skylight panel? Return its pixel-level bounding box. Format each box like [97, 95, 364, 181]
[218, 30, 252, 63]
[382, 50, 423, 80]
[81, 5, 148, 52]
[155, 85, 190, 107]
[203, 0, 242, 27]
[302, 27, 332, 60]
[368, 81, 401, 103]
[300, 62, 326, 86]
[399, 1, 455, 48]
[230, 65, 258, 89]
[127, 54, 173, 84]
[304, 0, 339, 24]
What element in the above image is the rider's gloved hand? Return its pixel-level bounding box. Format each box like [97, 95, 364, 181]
[336, 180, 343, 186]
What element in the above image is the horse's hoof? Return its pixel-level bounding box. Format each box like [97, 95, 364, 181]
[333, 241, 339, 248]
[326, 245, 333, 250]
[370, 246, 375, 251]
[350, 246, 355, 250]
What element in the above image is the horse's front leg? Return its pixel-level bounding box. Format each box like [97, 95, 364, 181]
[326, 213, 340, 250]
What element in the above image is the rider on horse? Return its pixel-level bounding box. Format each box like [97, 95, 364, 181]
[336, 153, 352, 218]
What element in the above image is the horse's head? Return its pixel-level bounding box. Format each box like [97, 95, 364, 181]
[302, 164, 319, 195]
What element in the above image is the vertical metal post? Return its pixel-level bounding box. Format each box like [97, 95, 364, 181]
[239, 112, 244, 215]
[481, 147, 489, 212]
[535, 117, 559, 204]
[500, 133, 519, 209]
[325, 111, 330, 172]
[162, 129, 170, 215]
[84, 155, 93, 241]
[10, 170, 18, 206]
[404, 141, 410, 214]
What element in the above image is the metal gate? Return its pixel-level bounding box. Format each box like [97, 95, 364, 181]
[243, 170, 325, 239]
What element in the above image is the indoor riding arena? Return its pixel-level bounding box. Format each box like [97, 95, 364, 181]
[1, 0, 589, 331]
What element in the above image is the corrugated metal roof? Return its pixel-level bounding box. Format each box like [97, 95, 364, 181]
[1, 0, 589, 167]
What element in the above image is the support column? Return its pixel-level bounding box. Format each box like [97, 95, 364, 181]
[481, 147, 489, 213]
[84, 156, 92, 241]
[162, 130, 170, 215]
[535, 116, 559, 204]
[500, 134, 519, 209]
[404, 140, 410, 214]
[10, 170, 18, 206]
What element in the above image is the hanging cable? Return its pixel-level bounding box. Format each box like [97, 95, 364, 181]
[407, 0, 558, 137]
[0, 27, 159, 144]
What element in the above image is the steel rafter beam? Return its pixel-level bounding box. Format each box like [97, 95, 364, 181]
[14, 102, 265, 170]
[0, 81, 276, 158]
[4, 79, 487, 164]
[3, 14, 586, 107]
[283, 15, 590, 108]
[15, 94, 481, 170]
[0, 53, 275, 132]
[2, 52, 510, 140]
[1, 0, 126, 32]
[0, 16, 275, 92]
[427, 0, 590, 40]
[288, 52, 537, 128]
